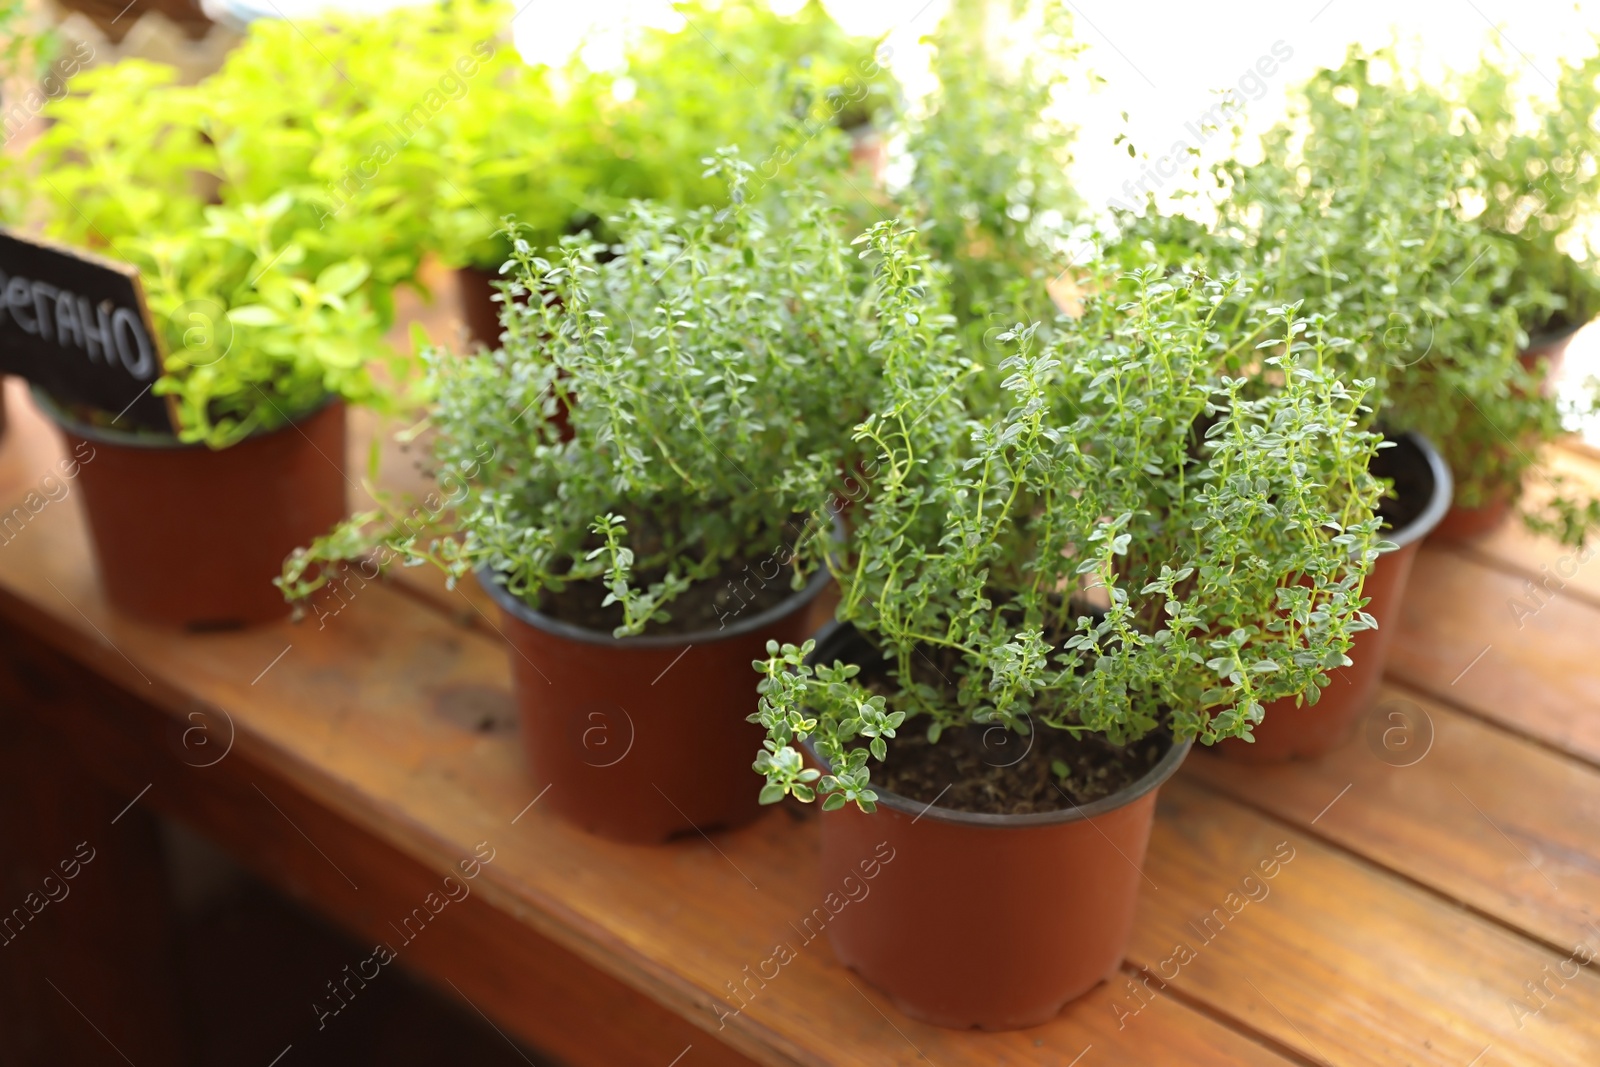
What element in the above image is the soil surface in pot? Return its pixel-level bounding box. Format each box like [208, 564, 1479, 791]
[1372, 436, 1432, 533]
[537, 550, 802, 635]
[849, 636, 1167, 814]
[869, 722, 1169, 815]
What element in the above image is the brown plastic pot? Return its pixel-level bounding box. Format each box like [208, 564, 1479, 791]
[453, 266, 573, 439]
[1431, 488, 1515, 542]
[803, 622, 1190, 1030]
[1520, 322, 1582, 391]
[848, 126, 889, 186]
[35, 391, 347, 628]
[1218, 431, 1452, 763]
[479, 561, 834, 844]
[454, 265, 504, 351]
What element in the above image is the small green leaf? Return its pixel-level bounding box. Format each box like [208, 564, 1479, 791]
[225, 305, 283, 327]
[315, 259, 371, 297]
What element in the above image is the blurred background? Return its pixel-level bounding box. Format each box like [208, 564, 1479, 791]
[4, 0, 1600, 1061]
[19, 0, 1600, 205]
[22, 0, 1597, 432]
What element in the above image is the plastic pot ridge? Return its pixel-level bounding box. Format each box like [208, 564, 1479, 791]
[479, 560, 834, 844]
[802, 621, 1190, 1030]
[36, 391, 347, 628]
[1218, 431, 1452, 763]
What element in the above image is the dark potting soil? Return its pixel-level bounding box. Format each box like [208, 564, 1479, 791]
[537, 552, 799, 636]
[846, 638, 1171, 815]
[872, 723, 1170, 815]
[1371, 434, 1434, 534]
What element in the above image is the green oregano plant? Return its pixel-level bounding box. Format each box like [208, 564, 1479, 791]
[753, 261, 1387, 811]
[281, 156, 894, 634]
[10, 96, 397, 448]
[136, 193, 399, 447]
[195, 0, 506, 310]
[11, 59, 212, 246]
[8, 52, 412, 446]
[11, 0, 531, 321]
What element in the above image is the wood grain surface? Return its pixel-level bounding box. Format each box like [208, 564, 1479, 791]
[1, 292, 1598, 1063]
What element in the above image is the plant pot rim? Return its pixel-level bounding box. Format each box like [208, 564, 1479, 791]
[475, 554, 833, 650]
[1525, 319, 1587, 351]
[801, 620, 1192, 829]
[31, 385, 338, 451]
[1381, 430, 1453, 552]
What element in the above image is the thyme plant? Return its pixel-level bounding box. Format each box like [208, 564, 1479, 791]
[595, 0, 892, 203]
[753, 253, 1386, 811]
[1454, 45, 1600, 336]
[1228, 47, 1593, 543]
[283, 159, 896, 635]
[1136, 46, 1600, 543]
[900, 0, 1086, 340]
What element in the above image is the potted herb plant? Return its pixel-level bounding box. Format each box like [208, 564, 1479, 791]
[1112, 48, 1550, 758]
[1429, 45, 1600, 538]
[752, 249, 1385, 1028]
[194, 0, 507, 324]
[17, 17, 447, 325]
[28, 192, 396, 627]
[6, 43, 443, 627]
[1210, 48, 1600, 750]
[1237, 45, 1600, 547]
[282, 160, 887, 843]
[22, 1, 525, 340]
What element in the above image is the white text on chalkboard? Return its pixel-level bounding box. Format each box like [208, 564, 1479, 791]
[0, 270, 157, 380]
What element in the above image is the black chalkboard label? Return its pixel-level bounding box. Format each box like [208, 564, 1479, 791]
[0, 228, 171, 431]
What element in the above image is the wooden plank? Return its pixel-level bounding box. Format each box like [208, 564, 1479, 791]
[1183, 684, 1600, 952]
[6, 326, 1596, 1063]
[1132, 780, 1600, 1067]
[0, 690, 186, 1066]
[0, 491, 1288, 1066]
[0, 621, 748, 1067]
[0, 375, 80, 502]
[1452, 445, 1600, 609]
[1389, 546, 1600, 765]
